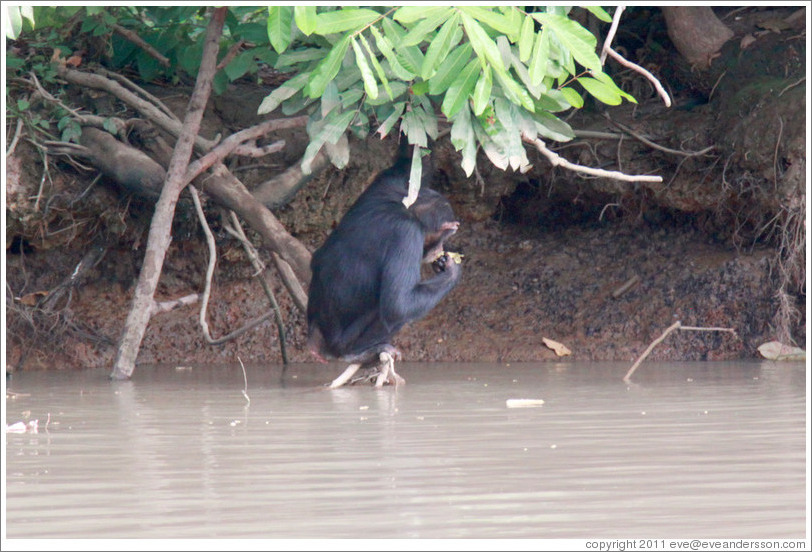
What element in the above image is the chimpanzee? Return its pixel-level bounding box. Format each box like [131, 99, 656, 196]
[307, 154, 462, 388]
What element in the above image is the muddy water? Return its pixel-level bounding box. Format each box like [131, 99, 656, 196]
[4, 361, 807, 539]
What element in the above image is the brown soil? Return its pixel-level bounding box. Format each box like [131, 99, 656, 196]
[4, 6, 806, 373]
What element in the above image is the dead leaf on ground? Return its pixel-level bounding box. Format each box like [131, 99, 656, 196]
[18, 291, 48, 306]
[542, 337, 571, 357]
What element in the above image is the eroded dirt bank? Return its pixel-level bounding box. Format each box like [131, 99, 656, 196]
[4, 6, 806, 372]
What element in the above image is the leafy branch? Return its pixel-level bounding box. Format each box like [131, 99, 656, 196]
[260, 5, 659, 191]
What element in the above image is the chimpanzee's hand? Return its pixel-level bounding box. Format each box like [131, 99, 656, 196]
[432, 252, 462, 277]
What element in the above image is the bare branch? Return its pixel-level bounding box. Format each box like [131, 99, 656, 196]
[111, 8, 228, 380]
[184, 117, 306, 184]
[600, 5, 625, 64]
[623, 321, 738, 382]
[112, 23, 171, 68]
[604, 115, 714, 157]
[215, 40, 245, 71]
[523, 133, 663, 183]
[152, 293, 201, 314]
[604, 47, 672, 107]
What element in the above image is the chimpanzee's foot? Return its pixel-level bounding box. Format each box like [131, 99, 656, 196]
[374, 351, 405, 388]
[328, 363, 361, 389]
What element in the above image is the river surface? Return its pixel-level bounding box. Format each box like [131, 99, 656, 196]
[4, 361, 808, 540]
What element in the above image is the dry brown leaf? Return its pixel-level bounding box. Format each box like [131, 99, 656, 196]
[542, 337, 571, 357]
[18, 291, 48, 306]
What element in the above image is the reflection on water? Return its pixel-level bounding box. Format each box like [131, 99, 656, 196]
[4, 361, 807, 539]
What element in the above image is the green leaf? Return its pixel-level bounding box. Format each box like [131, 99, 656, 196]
[535, 88, 571, 112]
[351, 37, 378, 99]
[376, 101, 406, 138]
[591, 69, 637, 103]
[533, 111, 575, 142]
[449, 105, 477, 176]
[340, 87, 365, 109]
[212, 69, 229, 95]
[16, 98, 30, 111]
[495, 68, 535, 112]
[275, 48, 324, 69]
[365, 82, 407, 105]
[393, 5, 447, 24]
[413, 97, 438, 140]
[585, 6, 612, 23]
[427, 43, 472, 95]
[510, 50, 545, 99]
[459, 6, 515, 36]
[294, 5, 318, 36]
[401, 107, 427, 147]
[6, 6, 23, 39]
[518, 15, 535, 63]
[401, 7, 453, 47]
[529, 27, 550, 87]
[577, 77, 622, 105]
[441, 59, 480, 118]
[358, 32, 392, 100]
[302, 109, 356, 173]
[494, 98, 529, 170]
[235, 22, 271, 46]
[472, 65, 491, 116]
[304, 35, 351, 98]
[314, 8, 380, 35]
[403, 145, 424, 208]
[421, 13, 461, 80]
[559, 86, 584, 108]
[410, 80, 429, 96]
[258, 72, 309, 114]
[136, 50, 161, 82]
[501, 6, 522, 41]
[267, 6, 292, 54]
[460, 12, 504, 73]
[321, 81, 340, 117]
[532, 13, 601, 72]
[224, 50, 257, 81]
[370, 24, 414, 80]
[395, 44, 424, 77]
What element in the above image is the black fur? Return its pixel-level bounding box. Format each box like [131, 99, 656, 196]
[307, 158, 461, 364]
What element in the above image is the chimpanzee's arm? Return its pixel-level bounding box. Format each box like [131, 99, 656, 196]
[379, 220, 461, 330]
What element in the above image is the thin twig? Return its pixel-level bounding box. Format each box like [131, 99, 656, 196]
[603, 47, 672, 107]
[97, 67, 180, 122]
[773, 116, 783, 190]
[112, 23, 171, 67]
[189, 185, 281, 347]
[600, 6, 625, 65]
[215, 40, 245, 71]
[224, 211, 289, 364]
[708, 69, 727, 103]
[605, 115, 715, 157]
[778, 76, 805, 97]
[237, 356, 250, 405]
[623, 321, 738, 382]
[523, 133, 663, 183]
[33, 152, 50, 211]
[7, 117, 24, 157]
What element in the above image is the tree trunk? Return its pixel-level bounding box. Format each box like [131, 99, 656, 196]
[661, 7, 733, 69]
[110, 7, 226, 380]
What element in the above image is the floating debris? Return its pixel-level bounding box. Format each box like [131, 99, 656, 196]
[506, 399, 545, 408]
[6, 420, 38, 433]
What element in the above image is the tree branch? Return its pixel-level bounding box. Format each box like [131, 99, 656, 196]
[112, 23, 171, 68]
[111, 7, 227, 380]
[523, 133, 663, 183]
